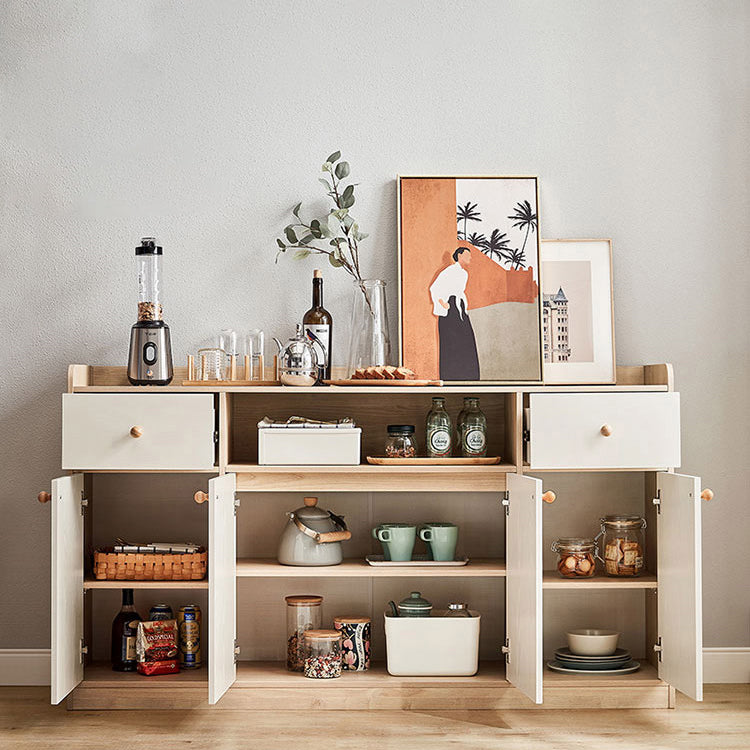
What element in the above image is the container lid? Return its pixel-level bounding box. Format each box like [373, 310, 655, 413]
[136, 237, 162, 255]
[333, 616, 371, 624]
[303, 629, 342, 641]
[387, 425, 415, 434]
[397, 591, 432, 610]
[552, 537, 596, 552]
[600, 515, 645, 529]
[447, 602, 468, 610]
[285, 595, 323, 606]
[293, 497, 334, 521]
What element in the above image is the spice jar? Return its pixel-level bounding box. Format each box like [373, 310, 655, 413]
[551, 538, 597, 578]
[385, 425, 418, 458]
[333, 616, 371, 671]
[285, 595, 322, 672]
[596, 515, 646, 577]
[303, 629, 342, 679]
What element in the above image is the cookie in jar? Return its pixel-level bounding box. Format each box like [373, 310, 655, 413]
[597, 515, 646, 577]
[551, 538, 597, 578]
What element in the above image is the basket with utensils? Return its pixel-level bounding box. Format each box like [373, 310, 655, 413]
[93, 541, 207, 581]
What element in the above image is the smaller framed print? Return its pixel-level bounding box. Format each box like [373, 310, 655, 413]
[540, 239, 615, 384]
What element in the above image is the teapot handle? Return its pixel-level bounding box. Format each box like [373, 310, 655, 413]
[316, 530, 352, 543]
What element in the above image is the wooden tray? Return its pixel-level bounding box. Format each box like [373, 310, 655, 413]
[365, 555, 469, 567]
[366, 456, 501, 465]
[324, 379, 443, 387]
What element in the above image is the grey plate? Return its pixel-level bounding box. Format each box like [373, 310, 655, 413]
[547, 659, 641, 675]
[552, 657, 631, 670]
[555, 647, 630, 661]
[365, 555, 469, 567]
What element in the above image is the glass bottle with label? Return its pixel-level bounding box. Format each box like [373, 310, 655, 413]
[303, 270, 332, 380]
[111, 588, 142, 672]
[457, 397, 487, 457]
[426, 397, 453, 458]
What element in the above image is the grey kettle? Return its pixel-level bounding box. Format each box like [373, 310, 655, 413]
[277, 496, 352, 566]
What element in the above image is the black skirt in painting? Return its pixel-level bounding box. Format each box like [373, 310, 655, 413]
[438, 296, 480, 380]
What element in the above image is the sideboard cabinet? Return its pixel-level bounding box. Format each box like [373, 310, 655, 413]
[42, 363, 708, 710]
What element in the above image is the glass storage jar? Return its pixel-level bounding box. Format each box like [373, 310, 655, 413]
[596, 515, 646, 577]
[385, 425, 418, 458]
[303, 629, 342, 679]
[551, 538, 597, 578]
[285, 595, 322, 672]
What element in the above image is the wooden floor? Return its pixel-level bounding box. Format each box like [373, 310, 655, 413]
[1, 685, 749, 749]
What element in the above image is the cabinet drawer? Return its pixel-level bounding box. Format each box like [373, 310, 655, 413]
[529, 392, 680, 470]
[62, 394, 215, 470]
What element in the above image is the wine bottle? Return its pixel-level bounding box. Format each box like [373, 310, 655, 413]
[111, 588, 142, 672]
[303, 269, 333, 380]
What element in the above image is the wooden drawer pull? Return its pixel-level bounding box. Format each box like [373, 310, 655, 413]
[600, 424, 613, 437]
[130, 426, 144, 438]
[701, 489, 714, 502]
[542, 491, 556, 504]
[194, 491, 209, 504]
[38, 491, 51, 504]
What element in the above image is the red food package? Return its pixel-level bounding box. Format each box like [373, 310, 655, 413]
[138, 659, 180, 676]
[136, 619, 179, 676]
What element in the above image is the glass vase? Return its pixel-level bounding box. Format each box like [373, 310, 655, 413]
[346, 279, 391, 376]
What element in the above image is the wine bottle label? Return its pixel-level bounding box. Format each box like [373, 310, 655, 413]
[304, 324, 330, 368]
[124, 635, 136, 662]
[428, 428, 451, 455]
[463, 429, 486, 454]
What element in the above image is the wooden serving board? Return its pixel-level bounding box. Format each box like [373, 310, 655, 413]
[182, 380, 281, 386]
[366, 456, 501, 465]
[324, 379, 443, 387]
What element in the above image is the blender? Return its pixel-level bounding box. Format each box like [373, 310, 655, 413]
[127, 237, 173, 385]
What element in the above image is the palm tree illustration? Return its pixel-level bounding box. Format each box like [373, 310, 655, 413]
[507, 247, 527, 270]
[481, 228, 512, 264]
[507, 200, 538, 254]
[467, 232, 487, 249]
[457, 202, 481, 240]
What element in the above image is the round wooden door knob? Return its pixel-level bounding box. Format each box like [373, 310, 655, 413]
[542, 491, 556, 504]
[38, 491, 52, 504]
[194, 491, 209, 504]
[701, 489, 714, 502]
[130, 426, 144, 438]
[600, 424, 613, 437]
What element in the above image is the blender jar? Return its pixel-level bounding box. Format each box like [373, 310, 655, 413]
[136, 237, 163, 321]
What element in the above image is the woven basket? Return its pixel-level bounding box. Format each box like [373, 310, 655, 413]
[93, 548, 207, 581]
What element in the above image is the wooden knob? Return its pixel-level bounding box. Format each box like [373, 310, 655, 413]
[130, 426, 144, 438]
[38, 491, 51, 504]
[194, 491, 209, 504]
[542, 491, 556, 504]
[303, 496, 318, 507]
[600, 424, 613, 437]
[701, 489, 714, 502]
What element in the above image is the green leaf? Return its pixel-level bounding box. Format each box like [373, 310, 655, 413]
[298, 234, 313, 245]
[318, 178, 332, 192]
[335, 161, 350, 179]
[328, 254, 344, 268]
[341, 184, 355, 208]
[326, 150, 341, 164]
[276, 238, 286, 249]
[310, 219, 322, 239]
[292, 202, 302, 218]
[284, 227, 298, 244]
[294, 249, 311, 260]
[322, 162, 332, 172]
[333, 208, 349, 220]
[317, 216, 331, 238]
[326, 212, 341, 234]
[357, 232, 368, 241]
[342, 214, 354, 229]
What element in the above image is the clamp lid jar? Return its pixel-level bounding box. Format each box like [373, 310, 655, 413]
[551, 537, 597, 578]
[597, 515, 646, 577]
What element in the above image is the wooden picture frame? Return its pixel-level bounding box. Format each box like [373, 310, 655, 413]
[540, 239, 616, 384]
[397, 175, 543, 383]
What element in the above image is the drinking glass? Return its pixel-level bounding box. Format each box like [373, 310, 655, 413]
[198, 347, 226, 381]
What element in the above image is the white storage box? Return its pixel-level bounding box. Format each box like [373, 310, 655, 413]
[384, 612, 481, 676]
[258, 426, 361, 466]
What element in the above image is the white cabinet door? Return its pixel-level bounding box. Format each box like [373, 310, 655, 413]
[657, 472, 703, 701]
[529, 392, 680, 469]
[50, 474, 84, 704]
[506, 473, 543, 704]
[208, 473, 237, 704]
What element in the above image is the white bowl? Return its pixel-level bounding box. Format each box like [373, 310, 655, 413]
[566, 629, 620, 656]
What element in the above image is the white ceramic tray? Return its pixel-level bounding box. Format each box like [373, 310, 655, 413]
[546, 659, 641, 675]
[365, 555, 469, 567]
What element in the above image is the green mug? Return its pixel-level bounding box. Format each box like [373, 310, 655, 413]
[372, 523, 416, 562]
[419, 522, 458, 561]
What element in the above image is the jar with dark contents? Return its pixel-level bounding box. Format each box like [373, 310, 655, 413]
[385, 425, 418, 458]
[285, 595, 322, 672]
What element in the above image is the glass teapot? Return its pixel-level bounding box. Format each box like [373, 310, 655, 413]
[273, 324, 319, 386]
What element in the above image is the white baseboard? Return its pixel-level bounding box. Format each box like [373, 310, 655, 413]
[703, 647, 750, 684]
[0, 649, 51, 686]
[2, 647, 748, 686]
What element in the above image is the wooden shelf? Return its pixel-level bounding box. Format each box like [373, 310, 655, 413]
[83, 577, 209, 590]
[81, 662, 207, 686]
[236, 558, 506, 578]
[542, 572, 658, 589]
[230, 463, 515, 492]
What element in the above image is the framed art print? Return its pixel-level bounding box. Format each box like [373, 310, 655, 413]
[398, 176, 542, 382]
[540, 239, 615, 384]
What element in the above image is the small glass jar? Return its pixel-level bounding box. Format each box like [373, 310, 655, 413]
[551, 538, 597, 578]
[385, 425, 418, 458]
[285, 595, 322, 672]
[303, 629, 342, 679]
[596, 515, 646, 577]
[445, 602, 472, 617]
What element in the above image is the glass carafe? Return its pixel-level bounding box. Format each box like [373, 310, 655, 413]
[346, 280, 391, 375]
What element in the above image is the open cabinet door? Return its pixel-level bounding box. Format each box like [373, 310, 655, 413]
[50, 474, 84, 704]
[208, 473, 237, 705]
[505, 473, 543, 704]
[657, 472, 703, 701]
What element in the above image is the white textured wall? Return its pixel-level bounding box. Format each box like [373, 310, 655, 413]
[1, 0, 748, 648]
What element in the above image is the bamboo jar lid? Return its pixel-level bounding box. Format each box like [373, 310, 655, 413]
[304, 629, 341, 641]
[333, 616, 371, 624]
[285, 595, 323, 606]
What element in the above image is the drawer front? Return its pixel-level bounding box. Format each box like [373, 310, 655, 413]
[529, 392, 680, 469]
[62, 394, 215, 470]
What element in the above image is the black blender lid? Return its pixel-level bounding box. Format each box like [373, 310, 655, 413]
[136, 237, 163, 255]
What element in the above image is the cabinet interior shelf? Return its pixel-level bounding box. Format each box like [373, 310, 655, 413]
[542, 572, 658, 589]
[83, 577, 209, 590]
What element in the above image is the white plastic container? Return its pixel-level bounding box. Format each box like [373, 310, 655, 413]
[258, 426, 361, 466]
[384, 611, 480, 676]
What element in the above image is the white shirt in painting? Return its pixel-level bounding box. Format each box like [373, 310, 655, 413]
[429, 262, 469, 318]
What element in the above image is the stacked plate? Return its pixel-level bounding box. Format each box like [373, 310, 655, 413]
[547, 647, 640, 675]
